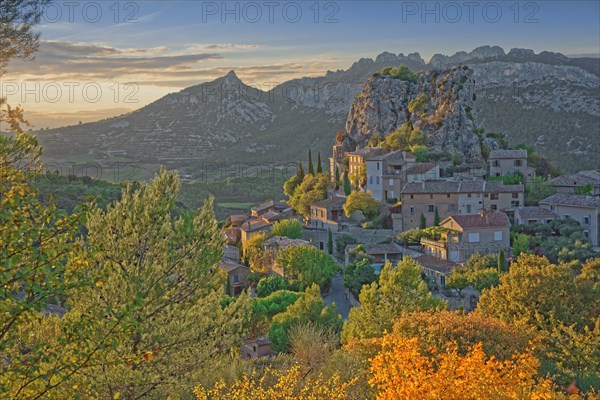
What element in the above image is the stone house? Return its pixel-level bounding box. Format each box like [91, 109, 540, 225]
[420, 211, 511, 263]
[550, 171, 600, 196]
[365, 150, 416, 202]
[240, 337, 272, 359]
[251, 200, 290, 217]
[514, 206, 557, 225]
[415, 255, 460, 288]
[347, 148, 386, 185]
[262, 236, 314, 275]
[345, 242, 404, 266]
[309, 197, 347, 231]
[539, 193, 600, 247]
[488, 149, 533, 180]
[239, 218, 272, 246]
[219, 258, 250, 296]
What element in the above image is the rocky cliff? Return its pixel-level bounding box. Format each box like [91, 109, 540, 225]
[344, 67, 483, 162]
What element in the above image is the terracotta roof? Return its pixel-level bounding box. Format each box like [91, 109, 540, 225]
[516, 206, 557, 219]
[550, 171, 600, 187]
[442, 212, 511, 230]
[263, 236, 313, 249]
[347, 147, 386, 158]
[489, 149, 528, 159]
[310, 196, 346, 209]
[539, 193, 600, 208]
[406, 162, 436, 175]
[261, 210, 286, 222]
[251, 200, 288, 213]
[240, 218, 271, 232]
[415, 255, 460, 275]
[219, 259, 248, 273]
[230, 214, 248, 222]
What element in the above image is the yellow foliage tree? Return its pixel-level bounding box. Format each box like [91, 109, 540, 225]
[195, 364, 357, 400]
[369, 335, 569, 400]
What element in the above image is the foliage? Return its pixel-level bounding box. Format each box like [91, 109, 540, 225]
[250, 290, 303, 336]
[327, 228, 333, 255]
[308, 149, 314, 175]
[289, 322, 338, 371]
[369, 336, 561, 400]
[66, 170, 251, 398]
[283, 174, 302, 198]
[488, 171, 524, 185]
[343, 190, 380, 220]
[419, 212, 426, 229]
[317, 152, 323, 174]
[380, 123, 426, 152]
[575, 183, 593, 195]
[195, 364, 356, 400]
[447, 253, 500, 293]
[396, 226, 449, 245]
[411, 145, 429, 162]
[256, 276, 292, 297]
[375, 64, 418, 83]
[269, 285, 341, 352]
[511, 232, 532, 257]
[349, 163, 366, 187]
[341, 258, 446, 343]
[276, 245, 338, 289]
[408, 93, 428, 115]
[335, 234, 357, 258]
[271, 218, 303, 239]
[498, 249, 508, 272]
[343, 170, 352, 195]
[288, 173, 330, 217]
[433, 207, 440, 225]
[243, 231, 271, 274]
[342, 259, 377, 297]
[390, 311, 533, 361]
[477, 254, 600, 387]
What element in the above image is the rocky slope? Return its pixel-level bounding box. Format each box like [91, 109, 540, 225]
[344, 67, 482, 162]
[35, 46, 599, 179]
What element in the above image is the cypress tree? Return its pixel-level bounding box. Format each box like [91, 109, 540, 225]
[297, 160, 304, 180]
[433, 207, 440, 226]
[498, 249, 508, 272]
[419, 213, 426, 229]
[334, 166, 340, 189]
[308, 149, 314, 175]
[327, 228, 333, 255]
[317, 152, 323, 174]
[343, 170, 352, 196]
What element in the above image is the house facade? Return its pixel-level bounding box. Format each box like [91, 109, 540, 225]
[550, 171, 600, 196]
[514, 206, 557, 225]
[309, 196, 347, 231]
[539, 193, 600, 247]
[488, 149, 533, 180]
[420, 212, 511, 263]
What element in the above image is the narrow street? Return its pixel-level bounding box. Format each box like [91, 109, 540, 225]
[323, 272, 352, 320]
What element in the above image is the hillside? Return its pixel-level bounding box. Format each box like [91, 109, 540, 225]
[34, 46, 600, 178]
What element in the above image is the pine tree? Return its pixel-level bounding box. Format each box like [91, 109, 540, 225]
[317, 152, 323, 174]
[327, 228, 333, 255]
[297, 160, 305, 180]
[497, 249, 508, 272]
[343, 170, 352, 196]
[433, 207, 440, 226]
[420, 213, 426, 229]
[308, 149, 314, 175]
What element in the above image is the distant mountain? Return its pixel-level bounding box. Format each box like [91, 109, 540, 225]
[36, 46, 600, 179]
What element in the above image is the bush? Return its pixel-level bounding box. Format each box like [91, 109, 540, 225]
[344, 191, 380, 220]
[256, 275, 290, 297]
[271, 219, 303, 239]
[342, 259, 377, 297]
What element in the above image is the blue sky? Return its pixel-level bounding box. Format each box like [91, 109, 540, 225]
[5, 0, 599, 127]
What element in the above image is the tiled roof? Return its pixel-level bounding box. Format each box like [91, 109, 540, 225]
[443, 212, 511, 229]
[346, 242, 403, 255]
[516, 206, 557, 219]
[402, 179, 523, 194]
[251, 200, 288, 213]
[219, 259, 248, 273]
[489, 149, 528, 159]
[485, 182, 524, 193]
[539, 193, 600, 208]
[261, 210, 286, 222]
[550, 171, 600, 187]
[414, 255, 460, 275]
[230, 214, 248, 222]
[263, 235, 312, 249]
[310, 196, 346, 209]
[347, 147, 386, 158]
[240, 218, 271, 232]
[406, 162, 436, 175]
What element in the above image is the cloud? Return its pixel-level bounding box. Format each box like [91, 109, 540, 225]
[200, 43, 261, 50]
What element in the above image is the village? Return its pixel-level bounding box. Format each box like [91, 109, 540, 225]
[219, 135, 600, 357]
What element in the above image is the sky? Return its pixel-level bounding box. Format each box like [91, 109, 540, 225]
[3, 0, 599, 128]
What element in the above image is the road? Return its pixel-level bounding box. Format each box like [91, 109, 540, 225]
[323, 272, 352, 320]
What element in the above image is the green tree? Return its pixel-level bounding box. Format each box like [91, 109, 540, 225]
[419, 212, 426, 229]
[271, 218, 303, 239]
[433, 207, 440, 226]
[498, 249, 508, 272]
[317, 152, 323, 174]
[334, 166, 340, 190]
[256, 276, 291, 297]
[327, 228, 333, 255]
[269, 285, 341, 352]
[276, 245, 338, 289]
[297, 160, 305, 180]
[308, 149, 314, 175]
[243, 231, 271, 273]
[343, 170, 352, 196]
[446, 253, 500, 294]
[69, 170, 250, 398]
[342, 259, 377, 297]
[283, 174, 301, 198]
[289, 173, 330, 217]
[343, 191, 380, 220]
[250, 290, 303, 337]
[511, 232, 531, 257]
[341, 258, 446, 343]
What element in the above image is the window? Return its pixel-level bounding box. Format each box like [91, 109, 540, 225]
[377, 162, 380, 171]
[583, 230, 590, 239]
[511, 201, 520, 207]
[233, 275, 239, 283]
[495, 173, 500, 177]
[512, 192, 519, 199]
[430, 194, 433, 199]
[466, 205, 472, 213]
[447, 194, 450, 198]
[490, 204, 498, 210]
[564, 214, 571, 220]
[490, 193, 499, 200]
[467, 193, 472, 198]
[493, 160, 499, 167]
[448, 204, 456, 212]
[410, 195, 414, 199]
[468, 233, 480, 243]
[369, 176, 373, 184]
[410, 206, 415, 214]
[494, 231, 503, 241]
[389, 191, 395, 198]
[319, 242, 324, 250]
[427, 205, 435, 213]
[376, 176, 380, 185]
[583, 216, 590, 225]
[389, 180, 393, 186]
[515, 160, 522, 167]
